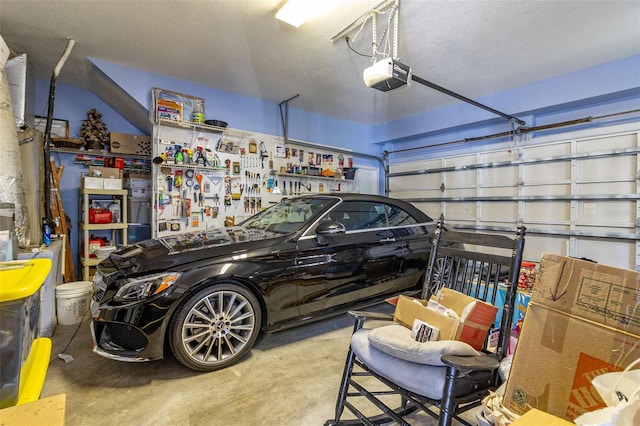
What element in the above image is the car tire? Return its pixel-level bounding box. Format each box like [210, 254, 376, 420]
[169, 282, 262, 371]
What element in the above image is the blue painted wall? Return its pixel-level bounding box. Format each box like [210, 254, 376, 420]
[36, 81, 143, 275]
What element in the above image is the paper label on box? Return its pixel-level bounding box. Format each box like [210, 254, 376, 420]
[411, 319, 439, 342]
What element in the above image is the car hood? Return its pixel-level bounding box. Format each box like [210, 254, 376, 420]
[100, 226, 283, 276]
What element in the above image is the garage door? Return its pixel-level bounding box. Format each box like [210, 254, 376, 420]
[388, 124, 640, 270]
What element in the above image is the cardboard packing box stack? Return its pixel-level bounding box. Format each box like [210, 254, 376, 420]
[393, 288, 499, 351]
[504, 254, 640, 421]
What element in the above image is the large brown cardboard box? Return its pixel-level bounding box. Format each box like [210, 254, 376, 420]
[531, 253, 640, 336]
[504, 255, 640, 421]
[393, 288, 499, 350]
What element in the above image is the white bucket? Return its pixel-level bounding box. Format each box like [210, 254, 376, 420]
[56, 281, 93, 325]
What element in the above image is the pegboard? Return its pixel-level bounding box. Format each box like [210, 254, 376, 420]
[151, 120, 360, 238]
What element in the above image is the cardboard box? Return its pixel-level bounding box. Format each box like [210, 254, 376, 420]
[504, 304, 640, 420]
[531, 253, 640, 336]
[103, 178, 122, 190]
[510, 409, 573, 426]
[393, 289, 499, 350]
[82, 176, 103, 189]
[87, 166, 122, 190]
[109, 132, 152, 156]
[88, 166, 122, 180]
[504, 255, 640, 421]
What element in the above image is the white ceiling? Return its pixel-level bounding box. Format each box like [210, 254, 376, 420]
[1, 0, 639, 126]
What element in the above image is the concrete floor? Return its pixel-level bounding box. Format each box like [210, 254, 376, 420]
[41, 304, 449, 425]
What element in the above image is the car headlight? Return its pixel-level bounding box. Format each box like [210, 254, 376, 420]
[113, 272, 182, 302]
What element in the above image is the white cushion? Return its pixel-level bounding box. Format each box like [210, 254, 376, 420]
[367, 324, 479, 366]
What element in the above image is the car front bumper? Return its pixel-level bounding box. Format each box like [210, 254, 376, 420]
[90, 296, 168, 362]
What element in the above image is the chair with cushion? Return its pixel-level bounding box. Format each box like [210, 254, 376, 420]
[325, 217, 526, 426]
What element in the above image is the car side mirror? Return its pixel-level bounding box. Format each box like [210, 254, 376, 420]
[316, 221, 345, 246]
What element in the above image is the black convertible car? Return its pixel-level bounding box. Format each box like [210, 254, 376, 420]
[90, 194, 436, 371]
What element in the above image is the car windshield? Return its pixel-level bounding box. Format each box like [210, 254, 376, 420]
[240, 196, 333, 234]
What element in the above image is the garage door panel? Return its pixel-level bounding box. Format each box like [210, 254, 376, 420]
[444, 203, 477, 221]
[575, 238, 634, 269]
[577, 201, 635, 226]
[578, 156, 634, 180]
[525, 235, 568, 260]
[523, 142, 571, 158]
[445, 188, 477, 198]
[482, 166, 518, 186]
[389, 128, 639, 271]
[480, 186, 518, 197]
[524, 202, 570, 222]
[444, 155, 477, 167]
[390, 159, 442, 173]
[390, 189, 442, 199]
[576, 133, 636, 153]
[481, 202, 517, 221]
[389, 175, 440, 192]
[524, 162, 570, 183]
[577, 181, 635, 195]
[524, 184, 571, 196]
[444, 170, 476, 187]
[414, 202, 445, 221]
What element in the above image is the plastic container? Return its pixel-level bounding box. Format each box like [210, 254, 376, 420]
[0, 259, 52, 408]
[0, 203, 17, 260]
[342, 167, 357, 180]
[55, 281, 93, 326]
[95, 245, 117, 259]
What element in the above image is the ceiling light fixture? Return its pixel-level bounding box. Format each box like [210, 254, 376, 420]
[276, 0, 339, 28]
[276, 0, 309, 27]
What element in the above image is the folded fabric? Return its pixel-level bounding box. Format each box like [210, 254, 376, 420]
[367, 323, 480, 366]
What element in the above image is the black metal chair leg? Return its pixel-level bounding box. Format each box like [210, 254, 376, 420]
[326, 316, 366, 426]
[438, 365, 457, 426]
[332, 347, 357, 424]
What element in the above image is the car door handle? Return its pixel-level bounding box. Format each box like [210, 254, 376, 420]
[379, 237, 396, 243]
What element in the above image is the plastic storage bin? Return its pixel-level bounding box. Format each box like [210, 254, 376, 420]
[0, 259, 52, 408]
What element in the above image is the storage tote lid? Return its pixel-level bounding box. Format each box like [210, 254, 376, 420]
[0, 259, 52, 302]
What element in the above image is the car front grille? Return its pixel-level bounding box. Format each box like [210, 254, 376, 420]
[106, 323, 148, 350]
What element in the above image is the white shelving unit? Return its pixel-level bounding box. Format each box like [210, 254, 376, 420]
[79, 188, 128, 280]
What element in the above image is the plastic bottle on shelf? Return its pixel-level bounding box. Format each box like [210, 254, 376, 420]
[192, 102, 204, 123]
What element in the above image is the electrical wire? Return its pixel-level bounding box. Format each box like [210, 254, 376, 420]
[345, 37, 371, 57]
[51, 308, 89, 365]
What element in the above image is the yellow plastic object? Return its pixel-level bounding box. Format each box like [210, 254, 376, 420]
[0, 259, 52, 302]
[0, 259, 52, 409]
[16, 337, 52, 406]
[0, 394, 66, 425]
